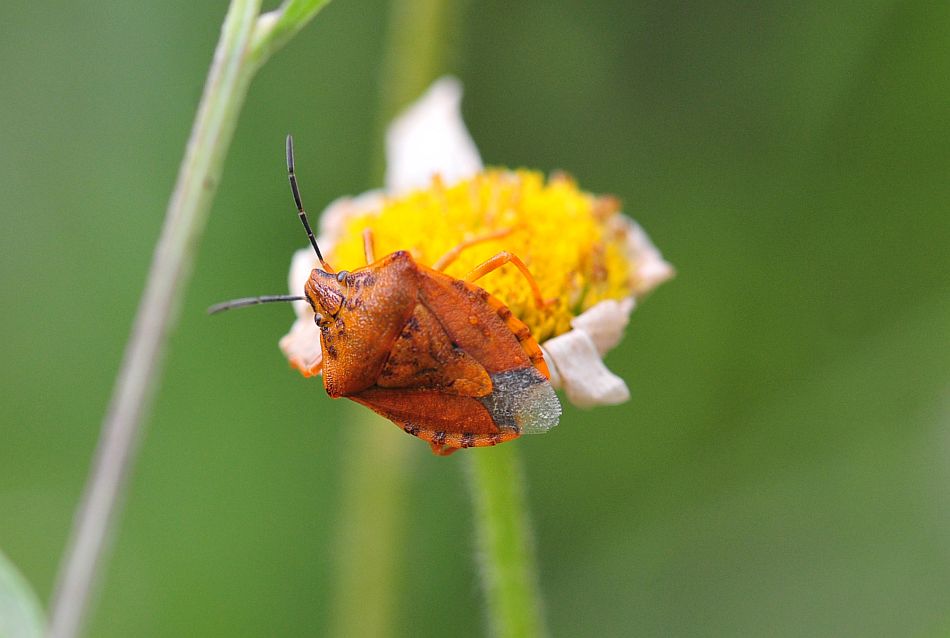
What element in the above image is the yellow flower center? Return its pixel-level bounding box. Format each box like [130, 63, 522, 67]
[328, 169, 634, 342]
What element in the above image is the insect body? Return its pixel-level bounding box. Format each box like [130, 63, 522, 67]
[309, 250, 560, 454]
[210, 137, 561, 455]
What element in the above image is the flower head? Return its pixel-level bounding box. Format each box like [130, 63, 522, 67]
[280, 77, 673, 408]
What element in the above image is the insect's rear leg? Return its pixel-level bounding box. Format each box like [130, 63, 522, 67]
[430, 442, 461, 456]
[464, 251, 553, 309]
[432, 228, 513, 271]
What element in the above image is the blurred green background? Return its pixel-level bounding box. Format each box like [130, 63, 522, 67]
[2, 1, 948, 636]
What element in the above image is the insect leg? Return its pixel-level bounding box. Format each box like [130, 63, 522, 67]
[362, 228, 376, 264]
[432, 228, 513, 271]
[463, 251, 553, 309]
[430, 442, 461, 456]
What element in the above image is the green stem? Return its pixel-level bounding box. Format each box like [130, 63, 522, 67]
[250, 0, 333, 67]
[329, 409, 411, 638]
[1, 549, 46, 638]
[47, 2, 329, 637]
[468, 445, 547, 638]
[329, 1, 459, 636]
[371, 0, 462, 177]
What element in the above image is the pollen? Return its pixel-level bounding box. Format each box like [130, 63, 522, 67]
[328, 169, 636, 342]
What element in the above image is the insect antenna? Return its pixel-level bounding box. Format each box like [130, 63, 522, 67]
[207, 295, 307, 315]
[286, 135, 334, 273]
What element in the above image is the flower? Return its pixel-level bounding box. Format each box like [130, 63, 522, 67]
[280, 77, 673, 408]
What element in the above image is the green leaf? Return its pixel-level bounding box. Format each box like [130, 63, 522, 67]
[0, 550, 45, 638]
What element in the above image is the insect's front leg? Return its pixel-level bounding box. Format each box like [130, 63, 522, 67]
[464, 251, 554, 309]
[432, 228, 513, 271]
[362, 228, 376, 264]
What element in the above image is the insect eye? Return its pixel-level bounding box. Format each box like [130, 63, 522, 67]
[336, 270, 349, 283]
[313, 313, 324, 325]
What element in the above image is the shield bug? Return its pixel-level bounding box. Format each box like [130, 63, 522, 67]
[210, 136, 561, 455]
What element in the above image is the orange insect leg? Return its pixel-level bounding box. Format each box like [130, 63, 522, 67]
[431, 443, 460, 456]
[432, 228, 514, 272]
[464, 251, 553, 310]
[362, 228, 376, 265]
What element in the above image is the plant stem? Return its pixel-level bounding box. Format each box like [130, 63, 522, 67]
[328, 2, 460, 636]
[250, 0, 332, 67]
[1, 549, 46, 638]
[467, 445, 547, 638]
[329, 409, 412, 638]
[47, 2, 329, 636]
[371, 0, 461, 177]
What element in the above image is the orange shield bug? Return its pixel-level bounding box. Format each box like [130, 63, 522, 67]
[210, 137, 561, 455]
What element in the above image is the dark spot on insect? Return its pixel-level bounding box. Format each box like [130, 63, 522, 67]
[450, 339, 460, 348]
[461, 433, 476, 448]
[432, 431, 447, 445]
[476, 289, 489, 302]
[324, 343, 338, 359]
[452, 280, 466, 292]
[361, 273, 376, 287]
[497, 306, 512, 320]
[404, 423, 419, 436]
[334, 316, 346, 337]
[488, 433, 502, 446]
[403, 316, 420, 335]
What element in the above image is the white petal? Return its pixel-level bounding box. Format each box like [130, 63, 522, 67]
[317, 189, 385, 246]
[539, 344, 561, 388]
[279, 316, 323, 378]
[288, 189, 386, 319]
[541, 329, 630, 408]
[283, 249, 323, 377]
[614, 216, 675, 296]
[385, 76, 483, 194]
[570, 297, 635, 356]
[288, 247, 317, 319]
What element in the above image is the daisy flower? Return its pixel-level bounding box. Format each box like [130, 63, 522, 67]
[280, 77, 673, 411]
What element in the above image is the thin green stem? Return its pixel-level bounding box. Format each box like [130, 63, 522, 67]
[328, 2, 460, 636]
[331, 3, 548, 636]
[467, 445, 547, 638]
[1, 549, 45, 638]
[47, 2, 329, 636]
[329, 409, 411, 638]
[370, 0, 462, 177]
[250, 0, 333, 67]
